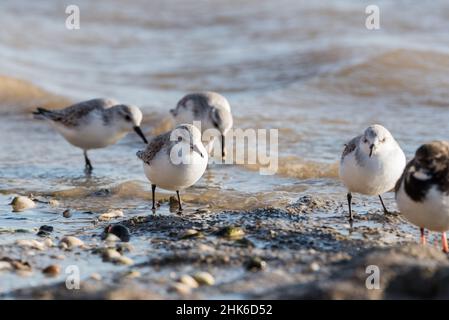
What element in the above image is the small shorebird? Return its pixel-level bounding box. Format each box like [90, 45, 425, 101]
[170, 92, 233, 158]
[339, 124, 406, 223]
[33, 98, 148, 173]
[136, 124, 208, 212]
[395, 141, 449, 253]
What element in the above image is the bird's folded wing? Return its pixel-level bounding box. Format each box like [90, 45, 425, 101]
[341, 135, 361, 161]
[137, 132, 171, 165]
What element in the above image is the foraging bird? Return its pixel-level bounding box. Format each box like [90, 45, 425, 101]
[136, 124, 208, 212]
[339, 124, 406, 222]
[170, 92, 233, 158]
[33, 98, 148, 173]
[395, 141, 449, 253]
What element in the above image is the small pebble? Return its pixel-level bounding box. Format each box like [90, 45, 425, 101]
[49, 199, 60, 207]
[99, 209, 124, 221]
[102, 248, 121, 261]
[0, 261, 12, 271]
[42, 264, 60, 277]
[15, 239, 45, 251]
[59, 236, 84, 249]
[193, 271, 215, 286]
[90, 273, 102, 281]
[180, 229, 203, 239]
[62, 209, 72, 218]
[10, 196, 36, 212]
[179, 275, 199, 288]
[124, 270, 141, 279]
[113, 256, 134, 265]
[245, 257, 267, 271]
[309, 262, 320, 272]
[217, 226, 245, 240]
[170, 282, 192, 295]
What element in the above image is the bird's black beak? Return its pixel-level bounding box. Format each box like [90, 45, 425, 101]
[369, 144, 374, 157]
[191, 144, 204, 158]
[134, 126, 148, 144]
[221, 134, 226, 158]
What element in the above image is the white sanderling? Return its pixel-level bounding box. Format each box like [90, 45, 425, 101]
[395, 141, 449, 252]
[33, 98, 148, 173]
[136, 124, 208, 212]
[339, 124, 406, 223]
[170, 92, 233, 158]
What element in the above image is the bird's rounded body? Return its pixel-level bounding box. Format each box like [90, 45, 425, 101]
[50, 111, 128, 150]
[339, 139, 406, 195]
[395, 141, 449, 233]
[396, 183, 449, 232]
[137, 124, 208, 191]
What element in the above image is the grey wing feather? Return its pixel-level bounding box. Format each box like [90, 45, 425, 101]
[33, 98, 117, 126]
[137, 132, 171, 165]
[341, 135, 361, 161]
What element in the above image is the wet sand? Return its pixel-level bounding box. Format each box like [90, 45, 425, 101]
[2, 193, 447, 300]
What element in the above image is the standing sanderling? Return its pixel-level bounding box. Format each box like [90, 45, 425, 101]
[136, 124, 208, 212]
[339, 124, 406, 223]
[395, 141, 449, 252]
[170, 92, 233, 158]
[33, 98, 148, 173]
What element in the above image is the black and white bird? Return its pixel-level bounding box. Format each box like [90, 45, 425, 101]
[170, 92, 233, 158]
[339, 124, 406, 222]
[33, 98, 148, 173]
[136, 124, 208, 212]
[395, 141, 449, 253]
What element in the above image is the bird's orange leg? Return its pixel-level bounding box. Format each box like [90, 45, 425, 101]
[420, 228, 426, 245]
[442, 232, 448, 253]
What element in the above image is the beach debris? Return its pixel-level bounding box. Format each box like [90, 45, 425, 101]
[37, 225, 53, 237]
[90, 273, 102, 281]
[10, 260, 32, 272]
[0, 261, 12, 272]
[10, 196, 36, 212]
[179, 274, 199, 288]
[103, 224, 130, 242]
[170, 282, 192, 295]
[245, 257, 267, 271]
[49, 199, 60, 207]
[62, 209, 72, 218]
[216, 226, 245, 240]
[124, 270, 141, 279]
[309, 262, 320, 272]
[180, 229, 204, 239]
[59, 236, 84, 249]
[15, 239, 45, 251]
[102, 248, 121, 261]
[193, 271, 215, 286]
[42, 264, 60, 277]
[99, 209, 124, 221]
[113, 256, 134, 265]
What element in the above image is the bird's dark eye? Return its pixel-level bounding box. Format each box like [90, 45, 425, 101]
[381, 138, 386, 143]
[363, 138, 368, 143]
[178, 136, 182, 142]
[124, 115, 131, 121]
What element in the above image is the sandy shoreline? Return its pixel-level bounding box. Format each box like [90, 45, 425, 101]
[1, 193, 447, 300]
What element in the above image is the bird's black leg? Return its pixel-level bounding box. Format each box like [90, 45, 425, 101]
[151, 184, 156, 211]
[378, 195, 389, 214]
[84, 150, 93, 173]
[176, 190, 183, 212]
[347, 192, 353, 223]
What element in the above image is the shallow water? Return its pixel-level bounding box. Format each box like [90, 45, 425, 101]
[1, 0, 449, 295]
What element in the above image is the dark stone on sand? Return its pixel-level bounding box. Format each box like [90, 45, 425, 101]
[37, 225, 53, 237]
[63, 209, 72, 218]
[245, 257, 267, 271]
[103, 224, 130, 242]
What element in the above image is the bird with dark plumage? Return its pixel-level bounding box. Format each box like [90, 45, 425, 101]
[170, 92, 233, 159]
[33, 98, 148, 173]
[395, 141, 449, 253]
